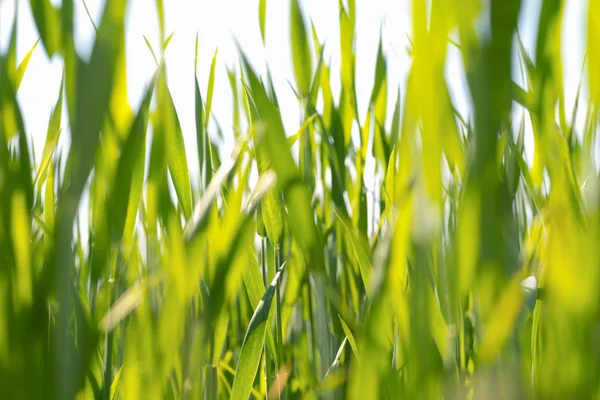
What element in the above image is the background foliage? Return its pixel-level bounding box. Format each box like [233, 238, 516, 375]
[1, 0, 599, 398]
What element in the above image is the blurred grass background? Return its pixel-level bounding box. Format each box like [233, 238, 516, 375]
[1, 0, 600, 398]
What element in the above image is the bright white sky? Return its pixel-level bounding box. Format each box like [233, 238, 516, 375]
[0, 0, 589, 187]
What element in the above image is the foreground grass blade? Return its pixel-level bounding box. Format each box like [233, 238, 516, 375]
[231, 267, 285, 400]
[51, 0, 126, 397]
[107, 76, 156, 243]
[28, 0, 62, 57]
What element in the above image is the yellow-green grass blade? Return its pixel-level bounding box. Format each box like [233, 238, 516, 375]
[290, 0, 312, 97]
[240, 49, 324, 273]
[231, 267, 284, 400]
[205, 48, 218, 128]
[51, 0, 127, 396]
[34, 74, 64, 187]
[15, 39, 40, 90]
[107, 76, 156, 244]
[589, 0, 600, 103]
[259, 0, 267, 44]
[155, 65, 193, 220]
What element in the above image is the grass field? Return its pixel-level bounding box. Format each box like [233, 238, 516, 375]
[1, 0, 600, 398]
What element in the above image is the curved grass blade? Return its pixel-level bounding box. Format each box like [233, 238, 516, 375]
[162, 31, 175, 51]
[338, 314, 359, 359]
[256, 143, 284, 247]
[243, 243, 278, 360]
[334, 209, 371, 296]
[239, 48, 324, 272]
[183, 140, 245, 242]
[156, 66, 193, 219]
[287, 113, 317, 147]
[107, 76, 156, 244]
[28, 0, 62, 57]
[143, 35, 159, 66]
[231, 267, 285, 400]
[16, 39, 40, 90]
[34, 74, 64, 187]
[205, 48, 218, 128]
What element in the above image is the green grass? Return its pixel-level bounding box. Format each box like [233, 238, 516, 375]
[1, 0, 600, 398]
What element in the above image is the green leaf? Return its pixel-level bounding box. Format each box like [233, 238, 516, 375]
[28, 0, 62, 57]
[307, 46, 325, 109]
[51, 0, 127, 397]
[243, 245, 266, 310]
[7, 5, 18, 85]
[240, 50, 324, 272]
[369, 32, 387, 116]
[205, 48, 218, 128]
[338, 314, 359, 359]
[243, 243, 278, 362]
[107, 76, 155, 243]
[261, 189, 284, 248]
[155, 0, 165, 42]
[62, 0, 126, 196]
[335, 209, 371, 296]
[15, 39, 40, 90]
[255, 139, 284, 247]
[259, 0, 267, 44]
[589, 0, 600, 103]
[99, 272, 166, 333]
[183, 142, 244, 242]
[44, 160, 55, 252]
[290, 0, 312, 97]
[156, 66, 193, 219]
[476, 274, 525, 363]
[231, 267, 284, 400]
[339, 0, 355, 93]
[143, 35, 159, 66]
[34, 74, 64, 187]
[195, 74, 206, 189]
[287, 113, 317, 147]
[162, 31, 175, 51]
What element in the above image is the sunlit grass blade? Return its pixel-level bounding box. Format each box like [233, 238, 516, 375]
[287, 113, 317, 147]
[107, 76, 155, 243]
[231, 267, 284, 400]
[15, 39, 40, 90]
[51, 0, 127, 396]
[240, 49, 324, 272]
[259, 0, 267, 44]
[34, 74, 64, 187]
[290, 0, 312, 97]
[183, 140, 245, 242]
[28, 0, 62, 57]
[205, 48, 218, 128]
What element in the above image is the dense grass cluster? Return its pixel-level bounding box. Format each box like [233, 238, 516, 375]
[2, 0, 600, 398]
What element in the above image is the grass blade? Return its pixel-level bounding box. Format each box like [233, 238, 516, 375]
[231, 267, 285, 400]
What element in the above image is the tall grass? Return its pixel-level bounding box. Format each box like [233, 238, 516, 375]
[1, 0, 600, 398]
